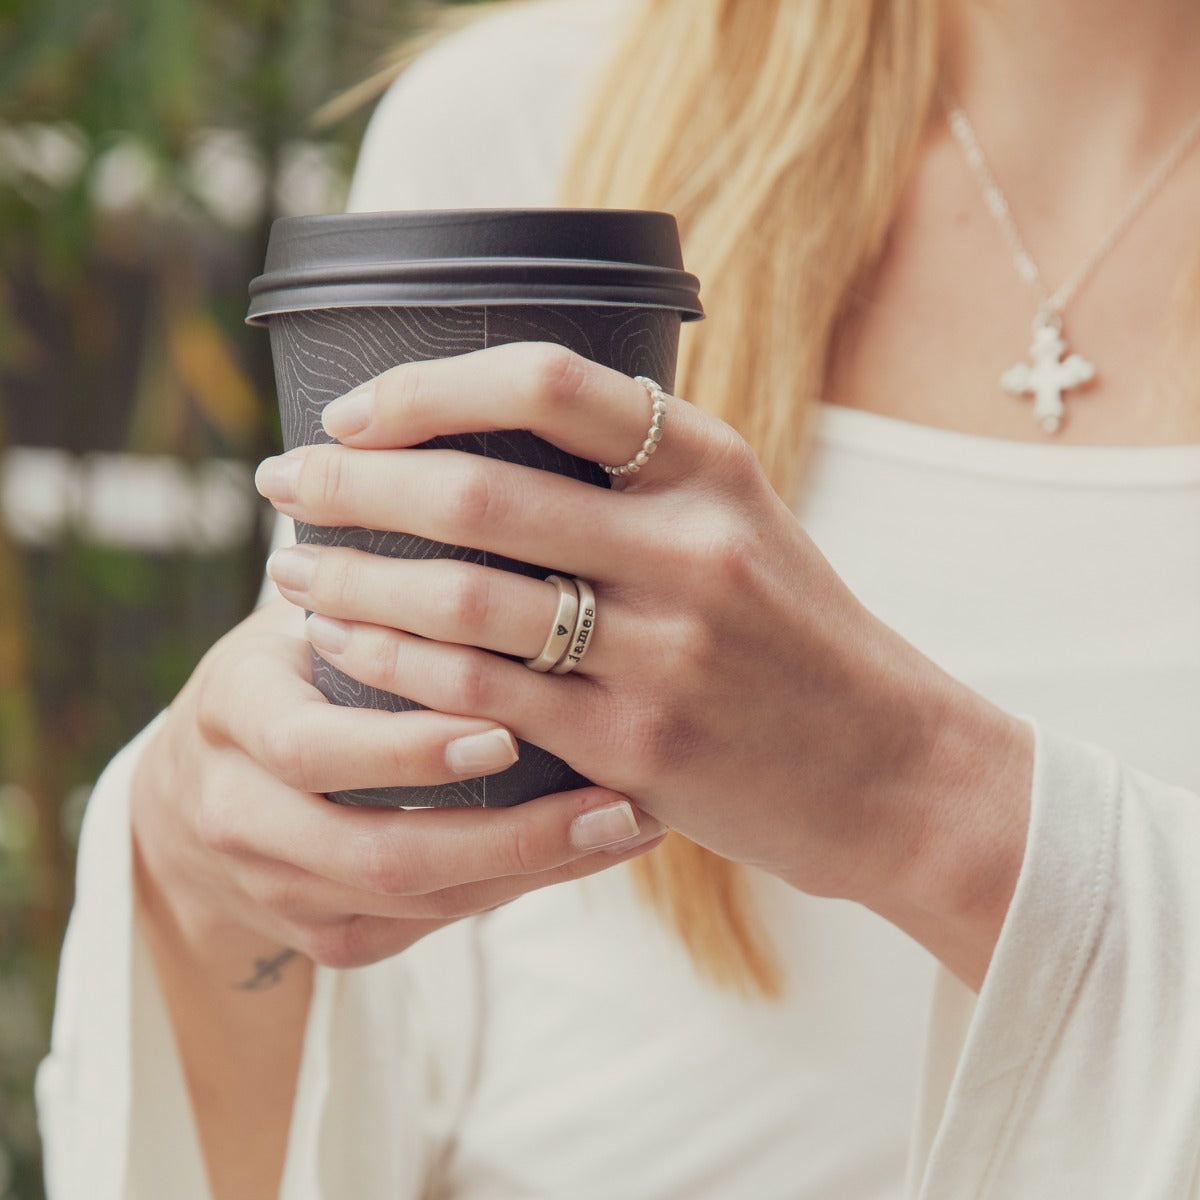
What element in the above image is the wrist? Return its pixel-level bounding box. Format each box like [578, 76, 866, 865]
[859, 673, 1034, 990]
[131, 711, 312, 1200]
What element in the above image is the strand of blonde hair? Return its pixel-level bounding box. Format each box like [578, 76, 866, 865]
[561, 0, 939, 997]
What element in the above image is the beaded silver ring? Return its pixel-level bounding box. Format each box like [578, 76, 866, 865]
[600, 376, 668, 479]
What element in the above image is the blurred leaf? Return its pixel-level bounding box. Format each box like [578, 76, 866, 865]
[168, 309, 263, 446]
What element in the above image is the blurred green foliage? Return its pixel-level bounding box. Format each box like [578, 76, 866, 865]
[0, 1, 489, 1194]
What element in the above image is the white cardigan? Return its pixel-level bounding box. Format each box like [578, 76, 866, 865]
[38, 2, 1200, 1196]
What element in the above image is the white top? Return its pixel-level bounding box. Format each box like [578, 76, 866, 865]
[38, 2, 1200, 1198]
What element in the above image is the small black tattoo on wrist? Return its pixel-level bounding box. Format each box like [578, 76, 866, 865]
[234, 949, 300, 991]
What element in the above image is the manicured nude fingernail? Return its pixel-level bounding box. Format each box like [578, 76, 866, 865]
[267, 545, 316, 592]
[323, 382, 375, 440]
[254, 455, 301, 502]
[305, 614, 351, 654]
[569, 801, 642, 852]
[445, 727, 519, 775]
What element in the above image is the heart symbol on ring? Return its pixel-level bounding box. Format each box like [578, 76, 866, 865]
[556, 625, 569, 636]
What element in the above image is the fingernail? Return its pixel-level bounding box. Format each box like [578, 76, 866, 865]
[267, 545, 316, 593]
[445, 728, 519, 775]
[569, 801, 645, 852]
[323, 382, 375, 440]
[305, 614, 351, 654]
[255, 455, 301, 502]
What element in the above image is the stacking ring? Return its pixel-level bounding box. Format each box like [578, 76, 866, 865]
[551, 577, 596, 675]
[523, 575, 579, 672]
[600, 376, 668, 478]
[523, 575, 597, 675]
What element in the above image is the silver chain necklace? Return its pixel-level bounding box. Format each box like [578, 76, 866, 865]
[945, 96, 1200, 433]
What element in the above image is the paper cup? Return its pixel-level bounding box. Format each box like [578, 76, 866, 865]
[248, 209, 702, 807]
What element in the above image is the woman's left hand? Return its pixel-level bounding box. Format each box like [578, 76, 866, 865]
[255, 342, 1032, 982]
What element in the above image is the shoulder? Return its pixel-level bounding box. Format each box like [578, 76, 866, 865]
[347, 0, 634, 211]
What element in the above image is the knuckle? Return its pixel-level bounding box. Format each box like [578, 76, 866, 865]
[622, 698, 697, 779]
[311, 550, 360, 613]
[666, 493, 757, 593]
[193, 669, 228, 746]
[193, 788, 240, 854]
[300, 918, 378, 970]
[193, 641, 247, 745]
[416, 878, 519, 921]
[709, 424, 760, 484]
[444, 459, 507, 533]
[383, 362, 428, 424]
[528, 343, 589, 414]
[257, 717, 315, 791]
[372, 629, 411, 694]
[350, 829, 422, 897]
[384, 357, 441, 434]
[705, 522, 756, 588]
[418, 886, 475, 921]
[666, 610, 721, 675]
[439, 652, 495, 714]
[299, 447, 349, 514]
[497, 818, 543, 875]
[441, 564, 492, 633]
[376, 736, 424, 792]
[254, 870, 309, 919]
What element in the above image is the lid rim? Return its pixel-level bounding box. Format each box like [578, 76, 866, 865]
[248, 257, 700, 292]
[246, 289, 704, 326]
[248, 209, 704, 324]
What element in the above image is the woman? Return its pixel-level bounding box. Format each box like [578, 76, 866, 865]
[39, 0, 1200, 1196]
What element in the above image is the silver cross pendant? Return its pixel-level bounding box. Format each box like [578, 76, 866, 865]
[1000, 316, 1096, 434]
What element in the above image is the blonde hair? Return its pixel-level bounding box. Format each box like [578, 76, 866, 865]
[560, 0, 940, 996]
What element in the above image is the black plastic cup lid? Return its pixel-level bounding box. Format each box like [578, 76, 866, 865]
[246, 209, 704, 324]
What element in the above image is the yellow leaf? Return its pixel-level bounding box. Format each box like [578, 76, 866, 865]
[167, 311, 263, 444]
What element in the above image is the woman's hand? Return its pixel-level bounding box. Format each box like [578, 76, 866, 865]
[254, 342, 1035, 987]
[258, 340, 1036, 984]
[130, 597, 664, 1198]
[132, 597, 667, 983]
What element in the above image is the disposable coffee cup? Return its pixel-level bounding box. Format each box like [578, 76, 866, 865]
[247, 208, 703, 808]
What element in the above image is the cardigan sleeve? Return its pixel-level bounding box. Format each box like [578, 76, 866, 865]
[909, 721, 1200, 1198]
[36, 718, 212, 1200]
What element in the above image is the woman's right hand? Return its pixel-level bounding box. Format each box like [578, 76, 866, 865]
[127, 594, 664, 1198]
[130, 594, 666, 984]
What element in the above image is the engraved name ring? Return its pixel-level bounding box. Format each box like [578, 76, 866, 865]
[524, 575, 597, 675]
[524, 575, 580, 672]
[551, 576, 596, 676]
